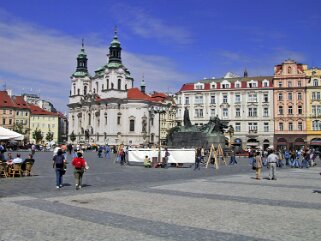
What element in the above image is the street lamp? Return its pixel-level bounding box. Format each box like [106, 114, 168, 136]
[149, 106, 168, 163]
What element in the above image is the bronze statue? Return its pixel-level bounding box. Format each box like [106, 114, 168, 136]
[183, 107, 192, 127]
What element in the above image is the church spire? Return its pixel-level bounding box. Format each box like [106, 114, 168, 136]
[76, 39, 88, 73]
[108, 26, 122, 64]
[244, 68, 248, 77]
[140, 73, 146, 94]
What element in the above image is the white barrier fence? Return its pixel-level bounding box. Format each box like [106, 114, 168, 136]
[128, 148, 195, 164]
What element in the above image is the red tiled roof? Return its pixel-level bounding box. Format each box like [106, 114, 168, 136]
[127, 88, 152, 101]
[29, 104, 58, 116]
[179, 84, 194, 91]
[0, 91, 17, 108]
[12, 96, 29, 109]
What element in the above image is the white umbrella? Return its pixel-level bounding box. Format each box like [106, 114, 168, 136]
[0, 126, 24, 140]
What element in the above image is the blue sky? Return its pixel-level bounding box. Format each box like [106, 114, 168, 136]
[0, 0, 320, 112]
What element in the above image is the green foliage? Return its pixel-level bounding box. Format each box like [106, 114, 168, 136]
[32, 128, 43, 144]
[46, 132, 54, 142]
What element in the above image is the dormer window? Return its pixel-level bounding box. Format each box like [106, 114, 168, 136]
[221, 84, 230, 89]
[235, 81, 241, 88]
[211, 84, 216, 89]
[248, 80, 258, 88]
[263, 80, 269, 87]
[288, 66, 292, 74]
[195, 83, 204, 89]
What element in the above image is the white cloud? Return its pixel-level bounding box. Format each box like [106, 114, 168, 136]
[110, 4, 193, 45]
[0, 10, 189, 112]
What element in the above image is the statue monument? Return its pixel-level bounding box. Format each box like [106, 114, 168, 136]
[167, 109, 229, 148]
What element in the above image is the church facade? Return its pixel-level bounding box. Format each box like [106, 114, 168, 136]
[68, 31, 175, 145]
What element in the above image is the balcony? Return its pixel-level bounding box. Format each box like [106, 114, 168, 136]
[247, 129, 259, 137]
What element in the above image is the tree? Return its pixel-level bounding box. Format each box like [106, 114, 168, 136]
[70, 131, 76, 142]
[13, 122, 30, 135]
[32, 128, 43, 144]
[46, 132, 54, 142]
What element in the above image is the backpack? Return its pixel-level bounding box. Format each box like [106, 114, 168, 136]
[53, 155, 64, 168]
[74, 158, 84, 169]
[284, 152, 290, 159]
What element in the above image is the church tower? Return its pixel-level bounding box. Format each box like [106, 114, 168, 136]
[69, 40, 91, 105]
[108, 28, 122, 65]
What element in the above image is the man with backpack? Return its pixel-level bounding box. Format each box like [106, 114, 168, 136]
[72, 152, 87, 190]
[52, 149, 66, 189]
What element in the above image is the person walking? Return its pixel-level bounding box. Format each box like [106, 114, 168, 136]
[162, 148, 170, 168]
[267, 149, 278, 180]
[72, 152, 87, 190]
[255, 151, 263, 180]
[194, 147, 202, 170]
[105, 145, 111, 159]
[52, 149, 66, 189]
[229, 149, 237, 165]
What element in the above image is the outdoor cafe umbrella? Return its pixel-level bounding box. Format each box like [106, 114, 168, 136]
[0, 126, 24, 140]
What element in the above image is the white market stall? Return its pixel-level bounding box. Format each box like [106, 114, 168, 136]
[0, 126, 23, 140]
[128, 148, 195, 164]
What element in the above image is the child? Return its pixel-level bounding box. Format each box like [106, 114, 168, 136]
[144, 155, 151, 168]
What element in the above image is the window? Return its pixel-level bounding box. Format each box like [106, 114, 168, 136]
[223, 94, 228, 103]
[195, 95, 203, 104]
[248, 108, 257, 117]
[288, 92, 293, 101]
[195, 84, 203, 89]
[288, 106, 293, 115]
[264, 123, 269, 132]
[263, 108, 269, 117]
[2, 110, 5, 114]
[263, 81, 268, 87]
[298, 81, 302, 87]
[313, 79, 319, 86]
[210, 109, 215, 117]
[248, 82, 257, 88]
[211, 84, 216, 89]
[2, 118, 5, 125]
[289, 122, 293, 131]
[10, 110, 12, 114]
[235, 94, 241, 103]
[312, 121, 321, 131]
[288, 81, 292, 87]
[88, 113, 91, 125]
[288, 66, 292, 74]
[298, 92, 302, 100]
[248, 122, 257, 131]
[118, 79, 121, 90]
[318, 92, 321, 100]
[263, 93, 268, 102]
[77, 89, 80, 95]
[96, 82, 99, 93]
[298, 106, 302, 115]
[236, 108, 241, 117]
[177, 97, 181, 104]
[106, 79, 109, 89]
[248, 93, 257, 102]
[117, 116, 121, 125]
[129, 119, 135, 131]
[9, 119, 12, 125]
[235, 123, 241, 132]
[279, 122, 284, 131]
[84, 86, 87, 95]
[278, 93, 283, 101]
[298, 122, 303, 131]
[195, 109, 203, 118]
[223, 108, 228, 117]
[221, 83, 230, 89]
[278, 82, 283, 87]
[235, 83, 241, 88]
[278, 106, 284, 115]
[25, 112, 28, 116]
[210, 95, 216, 104]
[185, 97, 189, 105]
[16, 111, 19, 116]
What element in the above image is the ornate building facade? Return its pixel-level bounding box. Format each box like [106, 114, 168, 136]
[175, 72, 274, 150]
[305, 67, 321, 147]
[67, 31, 175, 145]
[273, 60, 308, 150]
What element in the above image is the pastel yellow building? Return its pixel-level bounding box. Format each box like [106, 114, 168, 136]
[305, 67, 321, 148]
[29, 104, 59, 144]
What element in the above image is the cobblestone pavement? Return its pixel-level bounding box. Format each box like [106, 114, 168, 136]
[0, 151, 321, 240]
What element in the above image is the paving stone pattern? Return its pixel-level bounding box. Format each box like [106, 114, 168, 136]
[0, 151, 320, 240]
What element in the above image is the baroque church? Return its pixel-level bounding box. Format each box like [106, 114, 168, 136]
[68, 30, 175, 145]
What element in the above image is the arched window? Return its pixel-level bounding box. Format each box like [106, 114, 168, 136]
[125, 84, 127, 90]
[84, 86, 87, 95]
[287, 66, 292, 74]
[111, 83, 114, 89]
[118, 79, 121, 90]
[129, 119, 135, 131]
[313, 79, 319, 86]
[73, 85, 76, 95]
[278, 106, 283, 115]
[77, 88, 80, 95]
[88, 113, 91, 125]
[106, 79, 109, 89]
